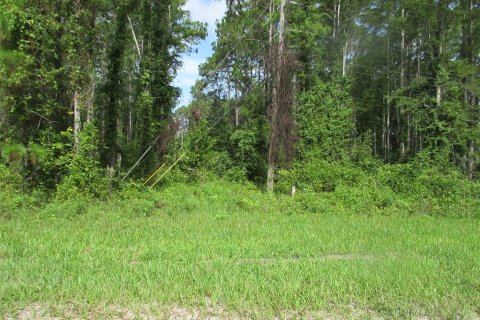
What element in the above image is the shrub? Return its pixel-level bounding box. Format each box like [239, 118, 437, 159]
[377, 163, 418, 194]
[27, 143, 47, 167]
[0, 164, 42, 218]
[277, 152, 479, 217]
[277, 159, 367, 194]
[55, 123, 109, 200]
[1, 143, 26, 165]
[230, 119, 267, 178]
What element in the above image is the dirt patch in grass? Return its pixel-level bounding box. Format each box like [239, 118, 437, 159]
[4, 303, 239, 320]
[5, 302, 480, 319]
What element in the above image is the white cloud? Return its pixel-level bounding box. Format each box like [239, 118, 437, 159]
[184, 0, 226, 35]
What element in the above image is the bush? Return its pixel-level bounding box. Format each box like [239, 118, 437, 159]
[55, 123, 109, 200]
[277, 153, 479, 217]
[0, 191, 29, 219]
[230, 119, 267, 178]
[0, 162, 23, 190]
[0, 164, 42, 218]
[277, 159, 367, 194]
[377, 163, 418, 194]
[1, 143, 26, 165]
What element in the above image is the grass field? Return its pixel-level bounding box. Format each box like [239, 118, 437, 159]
[1, 181, 479, 319]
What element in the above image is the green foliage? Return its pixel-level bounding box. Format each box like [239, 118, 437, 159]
[27, 143, 47, 167]
[55, 124, 108, 200]
[100, 0, 136, 167]
[32, 129, 73, 189]
[0, 142, 48, 187]
[1, 0, 479, 206]
[230, 118, 267, 179]
[350, 131, 382, 171]
[278, 160, 366, 193]
[1, 0, 206, 190]
[1, 142, 47, 168]
[287, 0, 330, 88]
[1, 1, 480, 317]
[1, 143, 26, 165]
[0, 163, 43, 219]
[0, 188, 31, 219]
[296, 77, 354, 161]
[166, 118, 246, 183]
[0, 163, 25, 218]
[378, 161, 479, 201]
[278, 155, 479, 218]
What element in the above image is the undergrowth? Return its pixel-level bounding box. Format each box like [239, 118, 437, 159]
[1, 158, 479, 220]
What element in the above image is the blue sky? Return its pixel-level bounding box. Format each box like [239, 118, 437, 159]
[174, 0, 227, 107]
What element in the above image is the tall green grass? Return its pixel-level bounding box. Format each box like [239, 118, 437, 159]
[1, 180, 479, 318]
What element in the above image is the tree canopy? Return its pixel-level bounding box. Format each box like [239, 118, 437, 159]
[0, 0, 478, 194]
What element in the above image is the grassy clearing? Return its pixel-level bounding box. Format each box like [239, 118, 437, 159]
[1, 180, 480, 319]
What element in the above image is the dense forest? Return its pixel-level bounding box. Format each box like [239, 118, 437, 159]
[185, 0, 480, 187]
[1, 0, 479, 200]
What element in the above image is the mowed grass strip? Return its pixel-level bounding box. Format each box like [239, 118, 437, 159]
[0, 181, 479, 318]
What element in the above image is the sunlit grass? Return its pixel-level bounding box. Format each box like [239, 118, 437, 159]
[1, 180, 479, 318]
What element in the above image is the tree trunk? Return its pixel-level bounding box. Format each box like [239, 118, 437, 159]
[386, 31, 391, 162]
[73, 91, 81, 152]
[436, 77, 442, 106]
[462, 0, 475, 179]
[416, 34, 421, 79]
[386, 101, 391, 162]
[399, 7, 405, 159]
[267, 0, 286, 192]
[400, 8, 405, 89]
[128, 15, 142, 59]
[382, 111, 386, 160]
[436, 1, 445, 107]
[468, 141, 475, 179]
[332, 0, 337, 38]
